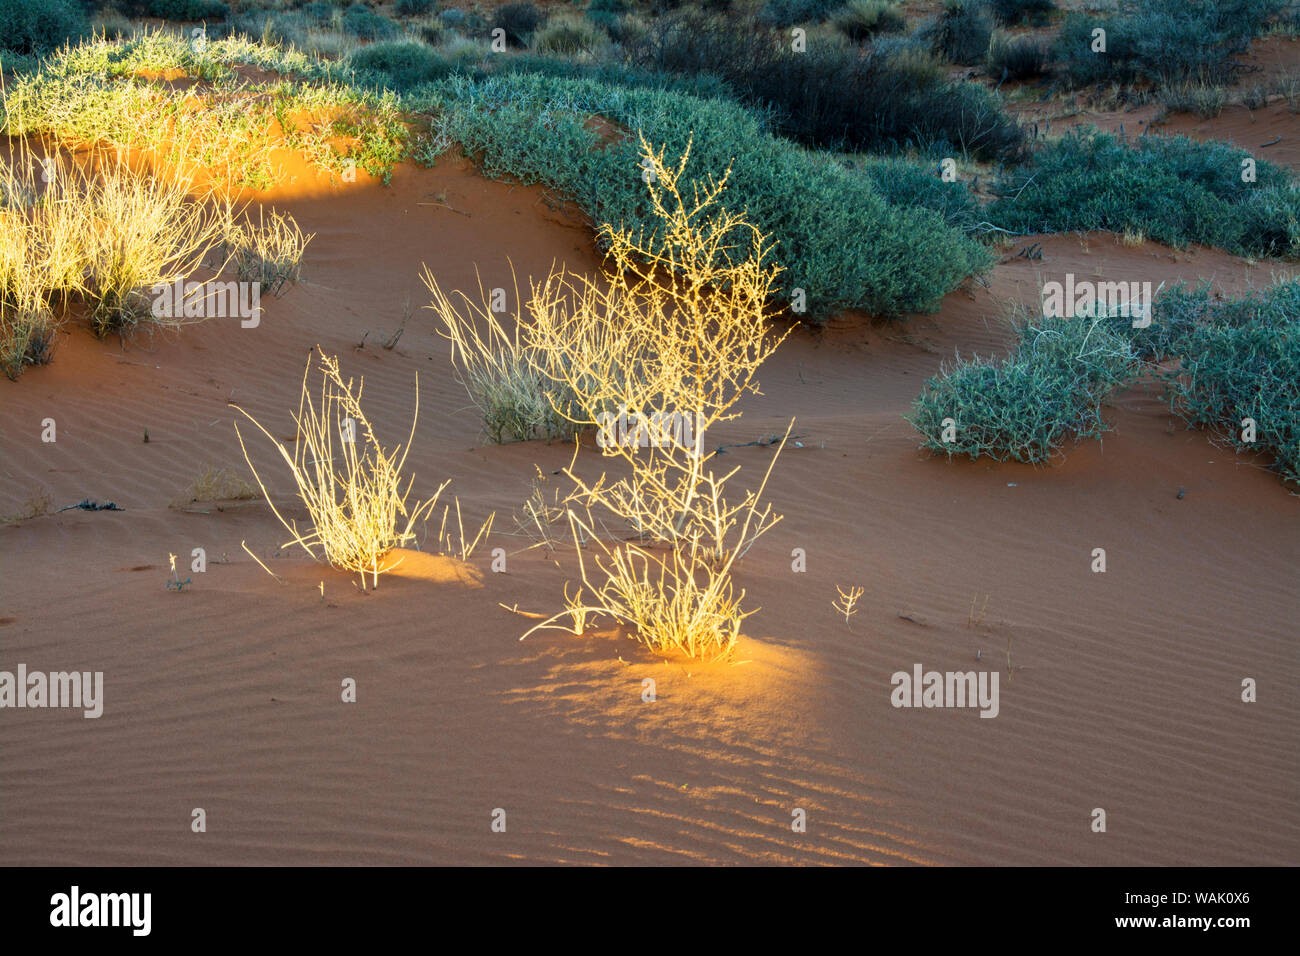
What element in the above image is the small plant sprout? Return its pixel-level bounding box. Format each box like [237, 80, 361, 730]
[833, 585, 864, 626]
[166, 552, 192, 591]
[233, 349, 449, 590]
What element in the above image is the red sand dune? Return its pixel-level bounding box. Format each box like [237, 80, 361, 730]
[1, 150, 1296, 865]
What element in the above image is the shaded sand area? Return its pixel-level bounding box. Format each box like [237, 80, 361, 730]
[1, 145, 1296, 865]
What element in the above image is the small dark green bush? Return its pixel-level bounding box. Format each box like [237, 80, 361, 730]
[146, 0, 230, 20]
[988, 0, 1055, 26]
[855, 155, 982, 231]
[0, 0, 88, 54]
[909, 316, 1138, 463]
[348, 40, 460, 90]
[833, 0, 906, 42]
[986, 31, 1048, 81]
[532, 17, 603, 55]
[923, 0, 992, 66]
[396, 0, 436, 15]
[758, 0, 839, 28]
[493, 3, 546, 47]
[628, 14, 1025, 160]
[991, 130, 1300, 258]
[587, 0, 632, 16]
[341, 3, 401, 39]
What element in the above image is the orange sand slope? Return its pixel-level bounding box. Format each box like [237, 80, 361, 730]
[1, 155, 1296, 865]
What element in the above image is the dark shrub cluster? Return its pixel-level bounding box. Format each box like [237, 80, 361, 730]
[757, 0, 840, 28]
[493, 3, 547, 47]
[396, 0, 436, 15]
[627, 12, 1025, 161]
[348, 40, 463, 89]
[1054, 0, 1287, 88]
[341, 3, 402, 39]
[145, 0, 230, 20]
[921, 0, 992, 66]
[833, 0, 906, 42]
[991, 130, 1300, 258]
[987, 0, 1055, 27]
[0, 0, 88, 54]
[986, 31, 1048, 81]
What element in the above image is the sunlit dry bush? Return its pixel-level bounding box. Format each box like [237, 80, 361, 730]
[512, 139, 793, 660]
[234, 350, 448, 590]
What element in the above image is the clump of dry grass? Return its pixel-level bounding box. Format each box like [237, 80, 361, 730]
[222, 203, 314, 294]
[171, 465, 260, 507]
[1, 145, 74, 378]
[233, 349, 448, 590]
[2, 486, 52, 523]
[0, 138, 233, 373]
[423, 266, 581, 444]
[80, 154, 228, 336]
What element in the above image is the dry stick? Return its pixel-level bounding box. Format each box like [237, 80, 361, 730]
[241, 539, 285, 584]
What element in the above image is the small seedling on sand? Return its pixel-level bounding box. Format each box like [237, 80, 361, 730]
[833, 585, 864, 626]
[233, 348, 448, 590]
[166, 552, 191, 592]
[434, 497, 496, 562]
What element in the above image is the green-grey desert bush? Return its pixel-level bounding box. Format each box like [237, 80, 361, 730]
[145, 0, 230, 20]
[341, 3, 401, 39]
[854, 154, 982, 230]
[991, 130, 1300, 259]
[396, 0, 436, 15]
[922, 0, 992, 66]
[348, 40, 464, 90]
[986, 31, 1048, 82]
[909, 315, 1138, 463]
[833, 0, 906, 42]
[493, 3, 547, 47]
[0, 0, 88, 55]
[626, 13, 1025, 160]
[1169, 285, 1300, 484]
[1054, 0, 1287, 88]
[988, 0, 1054, 26]
[758, 0, 839, 27]
[417, 72, 991, 319]
[532, 15, 604, 55]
